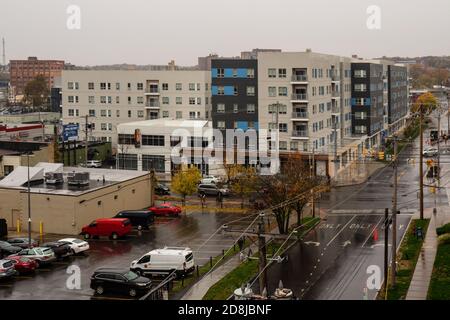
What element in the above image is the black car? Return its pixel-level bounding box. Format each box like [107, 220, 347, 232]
[114, 210, 155, 230]
[0, 259, 16, 280]
[155, 183, 170, 196]
[0, 241, 22, 258]
[90, 268, 152, 297]
[42, 242, 72, 259]
[6, 238, 39, 249]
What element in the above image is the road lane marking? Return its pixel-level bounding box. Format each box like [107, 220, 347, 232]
[361, 216, 384, 248]
[326, 215, 357, 247]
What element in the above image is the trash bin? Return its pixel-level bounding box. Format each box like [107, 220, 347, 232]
[0, 219, 7, 238]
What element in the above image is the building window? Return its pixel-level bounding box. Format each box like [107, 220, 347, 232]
[217, 68, 224, 78]
[68, 82, 74, 90]
[128, 96, 131, 104]
[233, 104, 239, 113]
[88, 82, 94, 90]
[247, 86, 255, 96]
[107, 96, 112, 104]
[268, 68, 276, 78]
[196, 97, 201, 105]
[108, 123, 113, 131]
[88, 96, 95, 104]
[176, 83, 182, 91]
[136, 96, 143, 104]
[217, 121, 226, 129]
[247, 69, 255, 78]
[116, 96, 120, 104]
[189, 83, 195, 91]
[68, 96, 74, 103]
[89, 109, 95, 117]
[279, 123, 288, 133]
[196, 83, 201, 91]
[217, 86, 225, 95]
[142, 155, 165, 172]
[142, 135, 165, 146]
[278, 87, 288, 96]
[116, 83, 120, 90]
[162, 83, 168, 91]
[100, 110, 107, 117]
[162, 111, 169, 118]
[217, 103, 225, 113]
[354, 84, 367, 92]
[268, 86, 276, 97]
[189, 97, 196, 105]
[176, 111, 182, 119]
[116, 110, 120, 117]
[279, 141, 287, 150]
[100, 83, 106, 90]
[127, 83, 131, 90]
[118, 154, 138, 170]
[290, 141, 299, 151]
[354, 111, 367, 120]
[176, 97, 182, 104]
[162, 97, 169, 104]
[101, 123, 107, 131]
[234, 86, 238, 95]
[108, 110, 112, 117]
[137, 110, 144, 118]
[247, 104, 255, 114]
[137, 83, 144, 90]
[278, 68, 287, 78]
[128, 110, 132, 118]
[189, 112, 196, 119]
[354, 70, 367, 78]
[355, 125, 367, 134]
[68, 109, 74, 117]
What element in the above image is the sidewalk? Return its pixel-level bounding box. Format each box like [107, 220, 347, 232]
[406, 206, 450, 300]
[333, 160, 385, 187]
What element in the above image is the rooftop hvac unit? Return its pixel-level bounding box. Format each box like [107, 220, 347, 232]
[68, 172, 90, 186]
[45, 172, 64, 185]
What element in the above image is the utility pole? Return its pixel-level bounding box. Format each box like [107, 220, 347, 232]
[85, 115, 89, 167]
[384, 208, 389, 295]
[257, 214, 268, 295]
[27, 153, 31, 248]
[437, 111, 441, 187]
[1, 37, 5, 72]
[333, 116, 338, 176]
[419, 107, 424, 220]
[311, 146, 316, 218]
[391, 136, 398, 286]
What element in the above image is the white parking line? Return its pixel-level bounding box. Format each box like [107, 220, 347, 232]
[361, 216, 384, 248]
[326, 215, 357, 247]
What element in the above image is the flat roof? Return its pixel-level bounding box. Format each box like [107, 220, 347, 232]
[0, 163, 150, 196]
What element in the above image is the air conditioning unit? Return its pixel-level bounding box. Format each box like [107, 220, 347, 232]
[68, 172, 90, 186]
[45, 172, 64, 185]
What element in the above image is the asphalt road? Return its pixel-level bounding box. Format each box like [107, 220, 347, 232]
[0, 210, 253, 300]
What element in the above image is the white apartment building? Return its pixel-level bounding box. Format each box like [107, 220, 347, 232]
[256, 51, 353, 176]
[61, 69, 211, 151]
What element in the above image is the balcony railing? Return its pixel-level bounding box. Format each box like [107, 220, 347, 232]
[292, 130, 308, 137]
[145, 101, 160, 108]
[291, 93, 308, 100]
[331, 74, 339, 81]
[332, 106, 340, 114]
[291, 74, 308, 82]
[332, 91, 340, 98]
[291, 111, 308, 119]
[145, 87, 159, 94]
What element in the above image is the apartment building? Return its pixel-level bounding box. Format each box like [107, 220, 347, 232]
[61, 69, 211, 150]
[10, 57, 64, 96]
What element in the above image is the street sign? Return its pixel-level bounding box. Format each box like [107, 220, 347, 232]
[62, 124, 79, 142]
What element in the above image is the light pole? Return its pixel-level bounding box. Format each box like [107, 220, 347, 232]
[27, 152, 31, 248]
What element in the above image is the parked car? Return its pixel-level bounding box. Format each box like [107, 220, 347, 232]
[58, 238, 90, 255]
[0, 259, 16, 280]
[6, 256, 38, 274]
[155, 183, 170, 196]
[0, 240, 22, 258]
[86, 160, 102, 168]
[114, 210, 155, 230]
[81, 218, 132, 240]
[423, 147, 438, 157]
[197, 184, 230, 197]
[90, 268, 152, 297]
[200, 175, 221, 185]
[148, 203, 181, 216]
[13, 247, 56, 266]
[42, 242, 72, 259]
[7, 238, 38, 249]
[130, 246, 195, 277]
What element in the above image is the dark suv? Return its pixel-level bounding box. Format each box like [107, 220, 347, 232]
[114, 210, 155, 230]
[90, 268, 152, 297]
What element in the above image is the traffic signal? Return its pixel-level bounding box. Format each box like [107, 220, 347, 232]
[378, 151, 385, 160]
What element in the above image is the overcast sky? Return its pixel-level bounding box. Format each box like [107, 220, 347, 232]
[1, 0, 449, 66]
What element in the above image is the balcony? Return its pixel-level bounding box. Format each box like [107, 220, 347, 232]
[291, 74, 308, 84]
[331, 73, 340, 82]
[291, 130, 309, 139]
[291, 93, 308, 102]
[291, 111, 309, 120]
[331, 91, 340, 99]
[145, 100, 160, 109]
[332, 106, 340, 114]
[145, 87, 160, 95]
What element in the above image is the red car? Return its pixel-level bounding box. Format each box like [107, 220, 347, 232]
[7, 256, 38, 274]
[149, 203, 181, 216]
[81, 218, 132, 240]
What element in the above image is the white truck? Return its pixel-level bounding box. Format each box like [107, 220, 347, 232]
[130, 247, 195, 277]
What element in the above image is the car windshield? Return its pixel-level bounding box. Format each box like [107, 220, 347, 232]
[123, 271, 139, 281]
[72, 239, 84, 244]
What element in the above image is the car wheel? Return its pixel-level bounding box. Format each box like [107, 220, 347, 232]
[83, 233, 91, 240]
[111, 232, 119, 240]
[34, 260, 40, 268]
[96, 286, 104, 295]
[129, 288, 137, 297]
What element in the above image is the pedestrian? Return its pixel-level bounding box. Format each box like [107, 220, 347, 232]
[202, 193, 206, 207]
[238, 236, 245, 252]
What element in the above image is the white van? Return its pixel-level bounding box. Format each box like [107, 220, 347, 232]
[130, 247, 195, 277]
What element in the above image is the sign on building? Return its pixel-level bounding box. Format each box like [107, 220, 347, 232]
[62, 124, 79, 142]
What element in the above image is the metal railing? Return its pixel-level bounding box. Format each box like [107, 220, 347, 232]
[291, 111, 308, 118]
[291, 74, 308, 82]
[291, 93, 308, 100]
[292, 130, 308, 137]
[145, 87, 159, 94]
[146, 101, 160, 107]
[332, 91, 340, 98]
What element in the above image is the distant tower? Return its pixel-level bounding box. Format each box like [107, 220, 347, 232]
[1, 38, 5, 71]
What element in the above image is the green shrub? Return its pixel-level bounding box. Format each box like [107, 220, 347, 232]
[436, 223, 450, 236]
[438, 233, 450, 245]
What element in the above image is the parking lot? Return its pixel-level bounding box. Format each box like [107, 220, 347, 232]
[0, 209, 255, 300]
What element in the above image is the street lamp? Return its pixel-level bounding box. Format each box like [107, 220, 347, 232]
[26, 152, 32, 248]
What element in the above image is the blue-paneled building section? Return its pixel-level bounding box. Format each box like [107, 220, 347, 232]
[211, 59, 259, 163]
